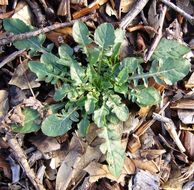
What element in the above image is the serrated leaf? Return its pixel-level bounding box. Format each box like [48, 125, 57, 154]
[98, 123, 125, 177]
[3, 18, 46, 52]
[133, 87, 161, 107]
[41, 107, 78, 137]
[11, 108, 41, 133]
[78, 115, 90, 137]
[94, 103, 109, 128]
[106, 94, 129, 121]
[72, 21, 92, 46]
[94, 23, 115, 49]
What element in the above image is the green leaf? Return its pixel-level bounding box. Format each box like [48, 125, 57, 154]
[54, 84, 71, 101]
[111, 28, 125, 60]
[72, 21, 92, 46]
[94, 103, 109, 128]
[11, 108, 41, 133]
[132, 87, 161, 107]
[106, 94, 129, 121]
[78, 115, 90, 137]
[58, 44, 73, 58]
[3, 18, 46, 52]
[128, 57, 190, 86]
[41, 107, 78, 137]
[152, 38, 190, 60]
[98, 123, 125, 177]
[85, 94, 98, 114]
[28, 53, 66, 84]
[94, 23, 115, 49]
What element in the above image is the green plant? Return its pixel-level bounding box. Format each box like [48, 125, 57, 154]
[3, 19, 191, 176]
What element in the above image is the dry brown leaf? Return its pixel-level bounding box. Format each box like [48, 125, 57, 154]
[185, 72, 194, 88]
[0, 10, 14, 19]
[132, 169, 160, 190]
[56, 134, 101, 190]
[181, 131, 194, 161]
[84, 158, 134, 185]
[140, 149, 166, 160]
[171, 99, 194, 109]
[9, 62, 40, 90]
[148, 0, 160, 33]
[0, 90, 9, 121]
[133, 159, 159, 173]
[12, 1, 32, 25]
[0, 0, 8, 5]
[30, 136, 61, 154]
[0, 156, 11, 179]
[120, 0, 134, 13]
[57, 0, 70, 17]
[166, 19, 183, 41]
[178, 109, 194, 124]
[105, 3, 118, 19]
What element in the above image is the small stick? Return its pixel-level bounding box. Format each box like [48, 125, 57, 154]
[153, 113, 186, 153]
[6, 133, 46, 190]
[119, 0, 149, 30]
[144, 3, 167, 62]
[160, 0, 194, 25]
[0, 49, 25, 68]
[0, 14, 96, 46]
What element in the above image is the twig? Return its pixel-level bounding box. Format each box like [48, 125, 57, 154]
[144, 3, 167, 62]
[152, 113, 186, 153]
[0, 49, 25, 69]
[119, 0, 149, 30]
[0, 14, 97, 46]
[6, 133, 46, 190]
[160, 0, 194, 25]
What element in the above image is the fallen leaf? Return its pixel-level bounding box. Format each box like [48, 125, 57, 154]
[0, 156, 11, 179]
[9, 62, 40, 90]
[185, 72, 194, 88]
[178, 109, 194, 124]
[12, 1, 32, 25]
[181, 131, 194, 161]
[132, 169, 160, 190]
[133, 159, 159, 173]
[0, 90, 9, 121]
